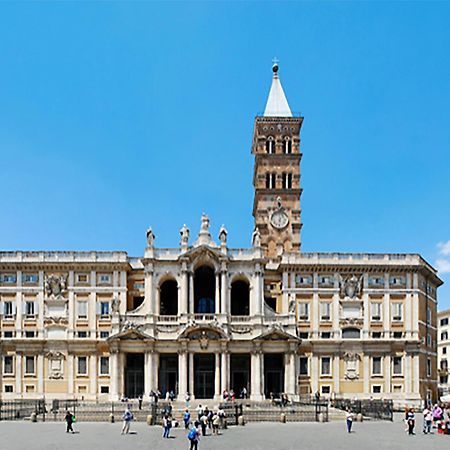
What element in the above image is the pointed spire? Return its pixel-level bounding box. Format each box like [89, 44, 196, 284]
[263, 60, 292, 117]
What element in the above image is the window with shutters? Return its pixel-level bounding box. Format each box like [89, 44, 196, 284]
[25, 356, 35, 375]
[3, 356, 13, 375]
[298, 302, 309, 321]
[320, 302, 331, 321]
[3, 301, 14, 317]
[100, 356, 109, 375]
[299, 357, 308, 375]
[77, 357, 87, 375]
[25, 301, 36, 317]
[372, 356, 382, 376]
[392, 356, 402, 376]
[321, 357, 331, 376]
[391, 302, 403, 321]
[370, 302, 382, 321]
[77, 301, 88, 319]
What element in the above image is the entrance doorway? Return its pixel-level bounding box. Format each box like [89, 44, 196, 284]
[264, 354, 284, 399]
[124, 353, 144, 399]
[194, 354, 215, 399]
[158, 354, 179, 398]
[230, 354, 250, 398]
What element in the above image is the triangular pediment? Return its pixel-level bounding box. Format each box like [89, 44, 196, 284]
[182, 244, 223, 260]
[178, 324, 228, 341]
[253, 326, 299, 341]
[107, 327, 155, 342]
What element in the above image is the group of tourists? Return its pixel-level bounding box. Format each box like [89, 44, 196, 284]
[404, 403, 450, 435]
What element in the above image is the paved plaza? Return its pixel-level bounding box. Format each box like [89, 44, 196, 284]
[1, 417, 449, 450]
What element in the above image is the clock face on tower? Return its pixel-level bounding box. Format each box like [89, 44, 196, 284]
[270, 210, 289, 229]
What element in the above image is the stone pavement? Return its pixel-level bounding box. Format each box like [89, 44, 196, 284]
[0, 417, 449, 450]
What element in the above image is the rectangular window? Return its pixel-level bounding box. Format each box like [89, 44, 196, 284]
[4, 356, 13, 374]
[441, 332, 448, 341]
[392, 331, 403, 339]
[321, 357, 331, 376]
[372, 357, 382, 375]
[299, 357, 308, 375]
[443, 347, 447, 355]
[370, 302, 382, 321]
[77, 357, 87, 375]
[133, 282, 144, 290]
[392, 356, 402, 376]
[368, 276, 384, 287]
[320, 302, 331, 321]
[321, 385, 331, 394]
[25, 331, 35, 338]
[98, 274, 111, 284]
[77, 301, 88, 319]
[427, 358, 432, 377]
[77, 274, 89, 284]
[427, 307, 432, 324]
[391, 302, 403, 321]
[298, 332, 309, 339]
[4, 331, 13, 338]
[298, 303, 309, 320]
[295, 275, 313, 287]
[4, 385, 13, 393]
[25, 301, 35, 317]
[100, 302, 110, 316]
[321, 332, 331, 339]
[440, 359, 447, 370]
[318, 276, 334, 286]
[372, 331, 382, 338]
[372, 385, 382, 394]
[427, 334, 433, 348]
[440, 318, 449, 327]
[389, 276, 406, 287]
[3, 301, 14, 317]
[23, 273, 39, 284]
[25, 356, 35, 375]
[77, 331, 87, 338]
[0, 274, 17, 284]
[100, 386, 109, 394]
[100, 357, 109, 375]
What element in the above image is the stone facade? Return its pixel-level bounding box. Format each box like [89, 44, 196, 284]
[0, 64, 442, 407]
[438, 308, 450, 396]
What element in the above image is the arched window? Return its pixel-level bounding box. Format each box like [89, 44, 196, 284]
[265, 137, 275, 154]
[283, 138, 292, 154]
[342, 328, 360, 339]
[194, 266, 215, 314]
[230, 279, 250, 316]
[160, 280, 178, 315]
[265, 173, 276, 189]
[282, 173, 292, 189]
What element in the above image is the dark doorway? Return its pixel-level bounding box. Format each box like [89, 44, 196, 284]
[230, 354, 250, 397]
[158, 354, 179, 397]
[125, 353, 144, 399]
[194, 354, 215, 399]
[194, 266, 215, 313]
[230, 280, 250, 316]
[264, 354, 284, 399]
[160, 280, 178, 315]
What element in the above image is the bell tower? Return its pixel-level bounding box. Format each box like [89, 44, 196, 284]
[252, 62, 303, 258]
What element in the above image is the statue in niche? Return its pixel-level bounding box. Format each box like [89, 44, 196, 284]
[218, 225, 227, 245]
[111, 297, 120, 314]
[252, 227, 261, 248]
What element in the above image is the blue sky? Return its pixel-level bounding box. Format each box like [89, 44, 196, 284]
[0, 2, 449, 305]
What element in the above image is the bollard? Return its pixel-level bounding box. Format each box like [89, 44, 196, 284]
[147, 415, 153, 426]
[318, 412, 324, 423]
[238, 415, 245, 426]
[109, 413, 115, 423]
[280, 413, 286, 423]
[357, 413, 363, 422]
[30, 412, 37, 423]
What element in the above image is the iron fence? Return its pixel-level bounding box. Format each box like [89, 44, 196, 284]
[332, 398, 393, 421]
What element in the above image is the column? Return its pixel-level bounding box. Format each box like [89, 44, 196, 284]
[145, 267, 154, 315]
[284, 352, 296, 395]
[90, 354, 97, 399]
[363, 355, 370, 395]
[383, 292, 390, 337]
[178, 351, 188, 398]
[153, 352, 159, 392]
[384, 355, 391, 394]
[220, 351, 229, 393]
[180, 269, 188, 315]
[311, 355, 319, 394]
[405, 353, 412, 394]
[68, 354, 74, 397]
[144, 352, 151, 396]
[15, 353, 22, 396]
[220, 271, 228, 315]
[311, 292, 319, 339]
[282, 272, 289, 314]
[37, 354, 44, 395]
[214, 353, 221, 398]
[332, 291, 340, 338]
[189, 352, 194, 398]
[189, 273, 194, 314]
[333, 354, 340, 395]
[250, 351, 263, 400]
[254, 269, 262, 316]
[413, 354, 420, 394]
[215, 273, 220, 314]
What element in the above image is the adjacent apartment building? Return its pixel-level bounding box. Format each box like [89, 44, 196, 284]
[0, 64, 442, 406]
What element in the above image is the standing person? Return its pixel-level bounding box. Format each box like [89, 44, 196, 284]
[345, 408, 354, 433]
[183, 409, 191, 429]
[64, 410, 75, 434]
[138, 394, 143, 410]
[407, 408, 416, 435]
[162, 414, 172, 438]
[212, 412, 220, 435]
[423, 406, 432, 434]
[433, 404, 443, 426]
[185, 392, 191, 408]
[188, 421, 200, 450]
[218, 407, 225, 429]
[121, 407, 133, 435]
[200, 412, 208, 436]
[196, 404, 204, 421]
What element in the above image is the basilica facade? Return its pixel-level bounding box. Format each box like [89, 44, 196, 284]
[0, 64, 442, 406]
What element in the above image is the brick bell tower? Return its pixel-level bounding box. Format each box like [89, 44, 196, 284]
[252, 62, 303, 258]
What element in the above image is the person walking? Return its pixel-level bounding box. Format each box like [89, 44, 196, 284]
[162, 414, 172, 438]
[183, 409, 191, 429]
[121, 407, 133, 435]
[407, 408, 416, 435]
[64, 410, 75, 434]
[188, 421, 200, 450]
[345, 408, 353, 433]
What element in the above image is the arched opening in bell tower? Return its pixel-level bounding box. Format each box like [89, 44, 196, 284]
[194, 266, 215, 314]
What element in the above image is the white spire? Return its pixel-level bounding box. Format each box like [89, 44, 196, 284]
[263, 62, 292, 117]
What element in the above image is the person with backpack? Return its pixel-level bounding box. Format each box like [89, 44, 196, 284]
[64, 410, 75, 434]
[183, 409, 191, 429]
[121, 407, 133, 435]
[188, 421, 200, 450]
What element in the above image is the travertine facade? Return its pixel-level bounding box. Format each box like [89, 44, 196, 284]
[438, 309, 450, 396]
[0, 64, 442, 406]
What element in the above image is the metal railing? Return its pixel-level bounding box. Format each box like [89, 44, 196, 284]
[332, 398, 393, 421]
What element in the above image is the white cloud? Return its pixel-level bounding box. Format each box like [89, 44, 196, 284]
[436, 258, 450, 274]
[438, 240, 450, 256]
